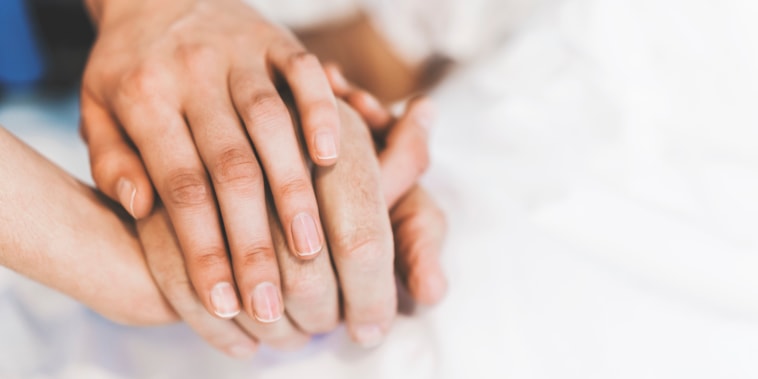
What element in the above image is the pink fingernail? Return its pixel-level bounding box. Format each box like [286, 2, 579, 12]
[291, 212, 322, 256]
[210, 282, 241, 319]
[354, 324, 384, 348]
[117, 178, 136, 219]
[252, 282, 282, 323]
[314, 132, 338, 160]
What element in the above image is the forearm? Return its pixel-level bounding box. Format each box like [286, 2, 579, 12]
[0, 127, 175, 325]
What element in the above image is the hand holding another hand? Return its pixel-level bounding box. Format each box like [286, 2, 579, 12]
[80, 0, 341, 323]
[136, 93, 446, 357]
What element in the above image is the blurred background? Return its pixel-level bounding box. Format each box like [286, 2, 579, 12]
[1, 0, 758, 378]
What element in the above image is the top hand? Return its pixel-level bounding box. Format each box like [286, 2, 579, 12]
[137, 97, 447, 356]
[79, 0, 340, 320]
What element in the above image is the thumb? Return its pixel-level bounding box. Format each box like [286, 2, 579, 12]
[80, 95, 155, 219]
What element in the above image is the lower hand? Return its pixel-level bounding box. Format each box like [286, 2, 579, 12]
[136, 98, 447, 356]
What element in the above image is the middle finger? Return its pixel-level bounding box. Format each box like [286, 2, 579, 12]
[183, 81, 284, 324]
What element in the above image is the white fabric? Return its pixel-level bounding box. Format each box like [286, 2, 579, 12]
[2, 0, 758, 377]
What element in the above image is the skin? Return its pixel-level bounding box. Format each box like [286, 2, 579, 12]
[80, 0, 343, 322]
[141, 97, 442, 351]
[0, 98, 447, 357]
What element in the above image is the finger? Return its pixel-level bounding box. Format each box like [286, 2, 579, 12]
[323, 62, 352, 97]
[184, 82, 284, 323]
[113, 99, 240, 320]
[137, 208, 259, 359]
[80, 93, 154, 219]
[234, 312, 311, 351]
[378, 97, 436, 207]
[391, 186, 448, 306]
[268, 44, 340, 166]
[314, 102, 396, 348]
[322, 65, 394, 131]
[230, 66, 326, 260]
[345, 91, 394, 133]
[267, 199, 340, 335]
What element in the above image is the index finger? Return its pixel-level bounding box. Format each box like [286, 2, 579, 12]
[269, 42, 340, 166]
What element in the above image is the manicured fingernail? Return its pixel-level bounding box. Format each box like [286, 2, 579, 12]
[117, 178, 136, 219]
[413, 100, 436, 131]
[354, 325, 384, 348]
[228, 343, 257, 358]
[252, 282, 282, 323]
[210, 282, 240, 319]
[314, 132, 338, 160]
[291, 212, 322, 256]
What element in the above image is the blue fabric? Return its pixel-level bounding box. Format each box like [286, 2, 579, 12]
[0, 0, 44, 87]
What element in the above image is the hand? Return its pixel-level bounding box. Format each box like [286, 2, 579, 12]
[79, 0, 341, 322]
[324, 64, 436, 206]
[136, 99, 446, 356]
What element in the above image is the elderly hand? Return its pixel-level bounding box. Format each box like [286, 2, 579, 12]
[136, 97, 446, 356]
[79, 0, 341, 322]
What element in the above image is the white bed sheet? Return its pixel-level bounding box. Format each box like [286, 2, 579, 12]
[1, 0, 758, 377]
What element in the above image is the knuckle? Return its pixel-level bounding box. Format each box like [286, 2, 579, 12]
[303, 100, 338, 128]
[236, 243, 276, 268]
[119, 62, 167, 101]
[277, 177, 312, 199]
[176, 44, 220, 74]
[164, 169, 210, 208]
[283, 274, 333, 304]
[192, 247, 230, 271]
[333, 232, 390, 267]
[243, 93, 289, 129]
[285, 51, 321, 73]
[211, 147, 261, 189]
[89, 150, 115, 181]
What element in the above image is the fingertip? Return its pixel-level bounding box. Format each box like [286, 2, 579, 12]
[115, 175, 154, 220]
[116, 178, 138, 219]
[348, 91, 393, 129]
[412, 265, 448, 306]
[402, 97, 437, 133]
[227, 341, 259, 359]
[323, 63, 351, 96]
[132, 181, 155, 220]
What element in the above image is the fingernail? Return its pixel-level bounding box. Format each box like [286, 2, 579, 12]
[210, 282, 241, 319]
[291, 212, 322, 256]
[413, 100, 436, 131]
[314, 132, 338, 160]
[354, 325, 384, 348]
[228, 343, 257, 359]
[117, 178, 136, 219]
[252, 282, 283, 323]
